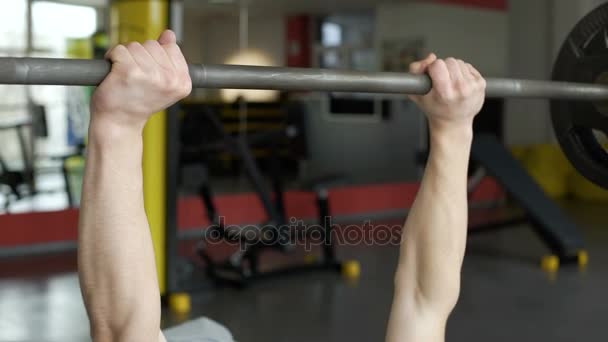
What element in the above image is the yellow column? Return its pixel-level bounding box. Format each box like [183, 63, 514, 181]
[110, 0, 169, 294]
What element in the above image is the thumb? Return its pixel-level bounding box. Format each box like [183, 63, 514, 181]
[158, 30, 177, 45]
[409, 53, 437, 75]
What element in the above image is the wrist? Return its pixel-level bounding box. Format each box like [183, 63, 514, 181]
[428, 119, 474, 144]
[428, 121, 474, 158]
[89, 113, 145, 147]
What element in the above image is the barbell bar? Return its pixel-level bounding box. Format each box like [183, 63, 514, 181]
[1, 57, 608, 101]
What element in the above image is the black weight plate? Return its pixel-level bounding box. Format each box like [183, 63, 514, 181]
[552, 3, 608, 189]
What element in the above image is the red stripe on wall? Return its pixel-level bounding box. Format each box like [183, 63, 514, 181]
[0, 208, 80, 246]
[435, 0, 508, 11]
[0, 178, 504, 248]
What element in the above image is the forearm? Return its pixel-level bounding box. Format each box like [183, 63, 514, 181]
[387, 124, 473, 342]
[78, 116, 161, 340]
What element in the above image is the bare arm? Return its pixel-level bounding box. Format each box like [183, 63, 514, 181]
[386, 55, 486, 342]
[78, 30, 191, 342]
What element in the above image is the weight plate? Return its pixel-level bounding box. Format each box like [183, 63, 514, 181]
[552, 3, 608, 189]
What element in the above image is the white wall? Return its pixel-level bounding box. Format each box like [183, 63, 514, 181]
[181, 9, 205, 64]
[199, 15, 285, 66]
[182, 12, 285, 99]
[375, 3, 509, 77]
[504, 0, 553, 145]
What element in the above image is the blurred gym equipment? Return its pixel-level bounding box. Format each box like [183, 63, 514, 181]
[176, 101, 352, 287]
[552, 4, 608, 191]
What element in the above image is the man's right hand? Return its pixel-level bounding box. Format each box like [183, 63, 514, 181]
[408, 53, 486, 133]
[90, 30, 192, 131]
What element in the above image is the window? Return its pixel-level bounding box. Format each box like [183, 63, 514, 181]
[31, 2, 98, 156]
[0, 0, 27, 52]
[316, 14, 376, 71]
[33, 1, 98, 51]
[322, 22, 342, 47]
[0, 1, 99, 165]
[0, 0, 28, 168]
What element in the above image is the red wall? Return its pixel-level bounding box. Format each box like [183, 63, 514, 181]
[0, 179, 505, 248]
[435, 0, 508, 11]
[286, 15, 312, 67]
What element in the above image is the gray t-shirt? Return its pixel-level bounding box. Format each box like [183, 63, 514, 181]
[164, 317, 235, 342]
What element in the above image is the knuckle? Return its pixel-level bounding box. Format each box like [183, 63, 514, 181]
[163, 75, 180, 91]
[171, 43, 182, 51]
[123, 69, 143, 84]
[445, 91, 458, 102]
[180, 81, 193, 97]
[126, 42, 141, 50]
[455, 81, 469, 92]
[436, 89, 454, 102]
[428, 61, 442, 72]
[143, 39, 158, 47]
[182, 75, 193, 90]
[459, 86, 473, 98]
[432, 59, 447, 69]
[113, 44, 127, 53]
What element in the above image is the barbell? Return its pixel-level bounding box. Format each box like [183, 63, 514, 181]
[0, 58, 607, 99]
[0, 3, 608, 189]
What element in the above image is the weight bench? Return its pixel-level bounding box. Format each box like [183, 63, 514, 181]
[180, 104, 349, 287]
[470, 133, 586, 263]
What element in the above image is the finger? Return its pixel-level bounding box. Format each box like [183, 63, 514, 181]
[162, 43, 189, 74]
[444, 58, 463, 83]
[466, 63, 483, 80]
[143, 39, 173, 69]
[458, 60, 474, 82]
[125, 42, 156, 70]
[427, 59, 451, 95]
[158, 30, 177, 45]
[409, 61, 422, 74]
[409, 53, 437, 74]
[466, 62, 485, 87]
[158, 30, 188, 73]
[105, 44, 137, 67]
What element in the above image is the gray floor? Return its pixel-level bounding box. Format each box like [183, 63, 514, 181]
[1, 201, 607, 342]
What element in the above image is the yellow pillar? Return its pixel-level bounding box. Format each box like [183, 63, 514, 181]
[110, 0, 169, 294]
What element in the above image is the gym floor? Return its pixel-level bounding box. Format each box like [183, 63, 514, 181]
[1, 201, 606, 342]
